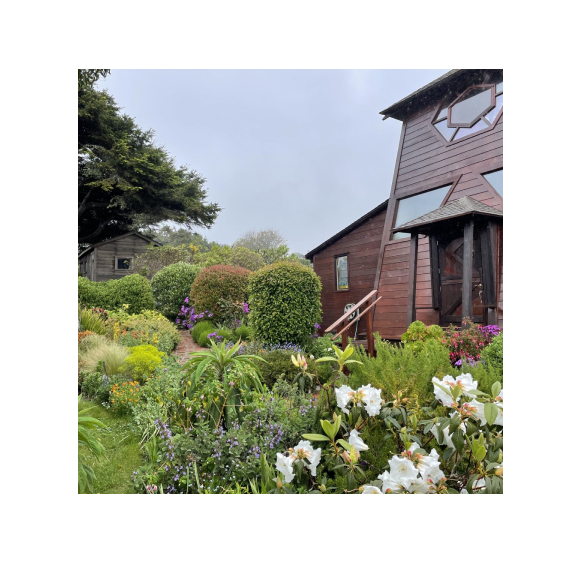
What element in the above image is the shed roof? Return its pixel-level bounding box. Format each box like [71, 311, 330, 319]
[78, 232, 162, 259]
[305, 199, 388, 259]
[392, 196, 502, 234]
[379, 69, 502, 122]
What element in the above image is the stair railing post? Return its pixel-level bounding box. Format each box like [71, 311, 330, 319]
[366, 301, 375, 357]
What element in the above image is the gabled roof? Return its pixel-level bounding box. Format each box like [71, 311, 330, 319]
[379, 69, 502, 122]
[78, 232, 162, 259]
[305, 199, 388, 259]
[392, 196, 502, 234]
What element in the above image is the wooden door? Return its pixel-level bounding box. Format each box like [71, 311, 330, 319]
[438, 229, 485, 325]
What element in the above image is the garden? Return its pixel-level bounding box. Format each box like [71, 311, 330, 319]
[78, 254, 503, 494]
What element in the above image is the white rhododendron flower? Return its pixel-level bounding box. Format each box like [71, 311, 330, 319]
[432, 373, 478, 406]
[275, 453, 295, 483]
[335, 385, 355, 414]
[289, 440, 322, 476]
[495, 389, 503, 425]
[375, 448, 446, 494]
[468, 398, 488, 426]
[335, 384, 383, 416]
[388, 456, 419, 491]
[361, 485, 383, 494]
[348, 429, 369, 452]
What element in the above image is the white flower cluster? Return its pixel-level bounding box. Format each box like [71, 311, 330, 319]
[362, 444, 445, 494]
[275, 440, 321, 483]
[335, 384, 382, 416]
[432, 372, 503, 427]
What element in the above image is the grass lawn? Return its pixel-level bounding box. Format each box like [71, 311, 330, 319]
[79, 398, 143, 494]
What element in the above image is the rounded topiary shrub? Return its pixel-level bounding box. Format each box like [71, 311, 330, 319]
[190, 265, 251, 323]
[248, 261, 322, 347]
[151, 262, 201, 320]
[110, 274, 156, 313]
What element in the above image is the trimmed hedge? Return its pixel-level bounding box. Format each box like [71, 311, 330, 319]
[151, 262, 201, 320]
[248, 261, 322, 347]
[78, 274, 155, 314]
[190, 265, 251, 323]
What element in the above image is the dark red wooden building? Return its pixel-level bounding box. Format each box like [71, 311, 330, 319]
[306, 69, 503, 344]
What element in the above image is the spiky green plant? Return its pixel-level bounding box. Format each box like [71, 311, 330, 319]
[78, 398, 106, 493]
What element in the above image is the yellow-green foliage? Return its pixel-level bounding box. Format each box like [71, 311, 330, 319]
[106, 309, 180, 353]
[78, 306, 106, 334]
[401, 321, 444, 354]
[78, 335, 130, 375]
[119, 344, 164, 383]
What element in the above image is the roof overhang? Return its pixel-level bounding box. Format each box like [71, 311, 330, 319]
[78, 231, 162, 259]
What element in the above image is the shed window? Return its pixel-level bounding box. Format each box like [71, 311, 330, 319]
[392, 185, 452, 240]
[335, 255, 349, 291]
[483, 169, 503, 197]
[116, 257, 132, 270]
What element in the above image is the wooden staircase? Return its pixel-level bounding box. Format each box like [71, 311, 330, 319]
[324, 290, 381, 356]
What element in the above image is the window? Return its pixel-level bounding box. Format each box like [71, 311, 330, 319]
[432, 76, 503, 143]
[335, 255, 349, 290]
[448, 86, 494, 127]
[116, 257, 132, 270]
[482, 169, 503, 197]
[392, 185, 452, 239]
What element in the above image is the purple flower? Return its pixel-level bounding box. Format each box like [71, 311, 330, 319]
[184, 297, 189, 303]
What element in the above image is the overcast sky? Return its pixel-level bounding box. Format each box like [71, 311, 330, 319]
[97, 69, 450, 254]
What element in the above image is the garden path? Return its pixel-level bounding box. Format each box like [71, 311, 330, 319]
[175, 331, 202, 363]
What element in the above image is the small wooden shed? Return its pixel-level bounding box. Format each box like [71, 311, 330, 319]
[78, 232, 161, 282]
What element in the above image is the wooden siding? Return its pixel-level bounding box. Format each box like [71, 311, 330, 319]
[313, 208, 387, 332]
[374, 93, 503, 340]
[95, 236, 152, 281]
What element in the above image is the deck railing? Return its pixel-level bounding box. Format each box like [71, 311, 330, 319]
[324, 289, 381, 357]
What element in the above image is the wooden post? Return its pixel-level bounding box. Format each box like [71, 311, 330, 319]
[429, 234, 441, 310]
[366, 301, 375, 357]
[342, 323, 349, 376]
[406, 232, 418, 328]
[462, 218, 474, 320]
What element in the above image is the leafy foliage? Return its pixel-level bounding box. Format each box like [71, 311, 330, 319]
[78, 305, 106, 334]
[401, 321, 444, 353]
[78, 69, 110, 89]
[228, 246, 265, 271]
[119, 344, 165, 383]
[132, 244, 197, 279]
[190, 265, 251, 323]
[78, 398, 106, 493]
[78, 87, 219, 244]
[248, 261, 322, 346]
[481, 332, 503, 375]
[106, 309, 181, 353]
[78, 274, 156, 314]
[141, 225, 212, 250]
[191, 320, 216, 344]
[151, 262, 201, 320]
[444, 319, 501, 367]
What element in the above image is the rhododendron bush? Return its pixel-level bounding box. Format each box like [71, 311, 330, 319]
[270, 347, 503, 494]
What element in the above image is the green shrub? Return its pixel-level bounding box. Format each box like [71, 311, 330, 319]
[106, 310, 180, 353]
[216, 327, 235, 342]
[197, 328, 217, 348]
[132, 244, 196, 278]
[78, 274, 155, 314]
[151, 262, 202, 320]
[229, 246, 264, 271]
[347, 336, 452, 405]
[401, 321, 444, 353]
[481, 332, 503, 375]
[191, 320, 216, 344]
[78, 335, 130, 376]
[454, 361, 502, 395]
[78, 306, 106, 334]
[190, 265, 251, 323]
[248, 261, 322, 347]
[119, 344, 165, 383]
[234, 325, 251, 341]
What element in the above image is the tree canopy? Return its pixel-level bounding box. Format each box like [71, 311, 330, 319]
[141, 225, 212, 251]
[78, 87, 220, 244]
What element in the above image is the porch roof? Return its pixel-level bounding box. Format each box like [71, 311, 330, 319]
[392, 196, 502, 234]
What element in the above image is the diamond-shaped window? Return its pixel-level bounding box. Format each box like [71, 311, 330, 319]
[448, 85, 495, 128]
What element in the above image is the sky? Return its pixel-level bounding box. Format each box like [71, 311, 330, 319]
[96, 69, 450, 255]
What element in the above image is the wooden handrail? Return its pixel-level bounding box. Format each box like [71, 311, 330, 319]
[332, 297, 382, 340]
[325, 289, 377, 333]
